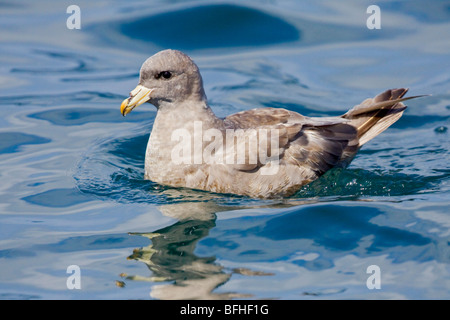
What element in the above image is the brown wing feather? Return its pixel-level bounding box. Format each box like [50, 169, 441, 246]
[224, 107, 359, 175]
[284, 122, 358, 176]
[224, 107, 303, 129]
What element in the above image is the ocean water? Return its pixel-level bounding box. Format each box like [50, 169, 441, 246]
[0, 0, 449, 300]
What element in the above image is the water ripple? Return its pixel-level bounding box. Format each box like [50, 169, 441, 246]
[109, 4, 299, 51]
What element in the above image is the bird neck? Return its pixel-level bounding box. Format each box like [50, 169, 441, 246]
[145, 99, 224, 182]
[154, 99, 223, 130]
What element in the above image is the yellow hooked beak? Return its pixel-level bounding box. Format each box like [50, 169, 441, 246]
[120, 85, 153, 116]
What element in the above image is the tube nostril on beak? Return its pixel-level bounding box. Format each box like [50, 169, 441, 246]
[120, 85, 153, 116]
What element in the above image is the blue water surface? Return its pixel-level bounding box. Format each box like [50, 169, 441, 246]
[0, 0, 449, 299]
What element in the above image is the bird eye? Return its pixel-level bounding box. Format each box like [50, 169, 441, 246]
[155, 71, 172, 79]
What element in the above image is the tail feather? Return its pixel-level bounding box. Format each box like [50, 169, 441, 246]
[342, 88, 421, 146]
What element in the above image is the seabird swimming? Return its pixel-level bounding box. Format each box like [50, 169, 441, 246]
[120, 49, 423, 198]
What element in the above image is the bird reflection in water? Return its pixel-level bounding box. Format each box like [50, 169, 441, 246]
[119, 200, 275, 299]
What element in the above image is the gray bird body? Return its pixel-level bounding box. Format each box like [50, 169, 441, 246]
[120, 49, 421, 198]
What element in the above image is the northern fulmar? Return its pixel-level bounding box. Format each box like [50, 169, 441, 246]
[120, 49, 423, 199]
